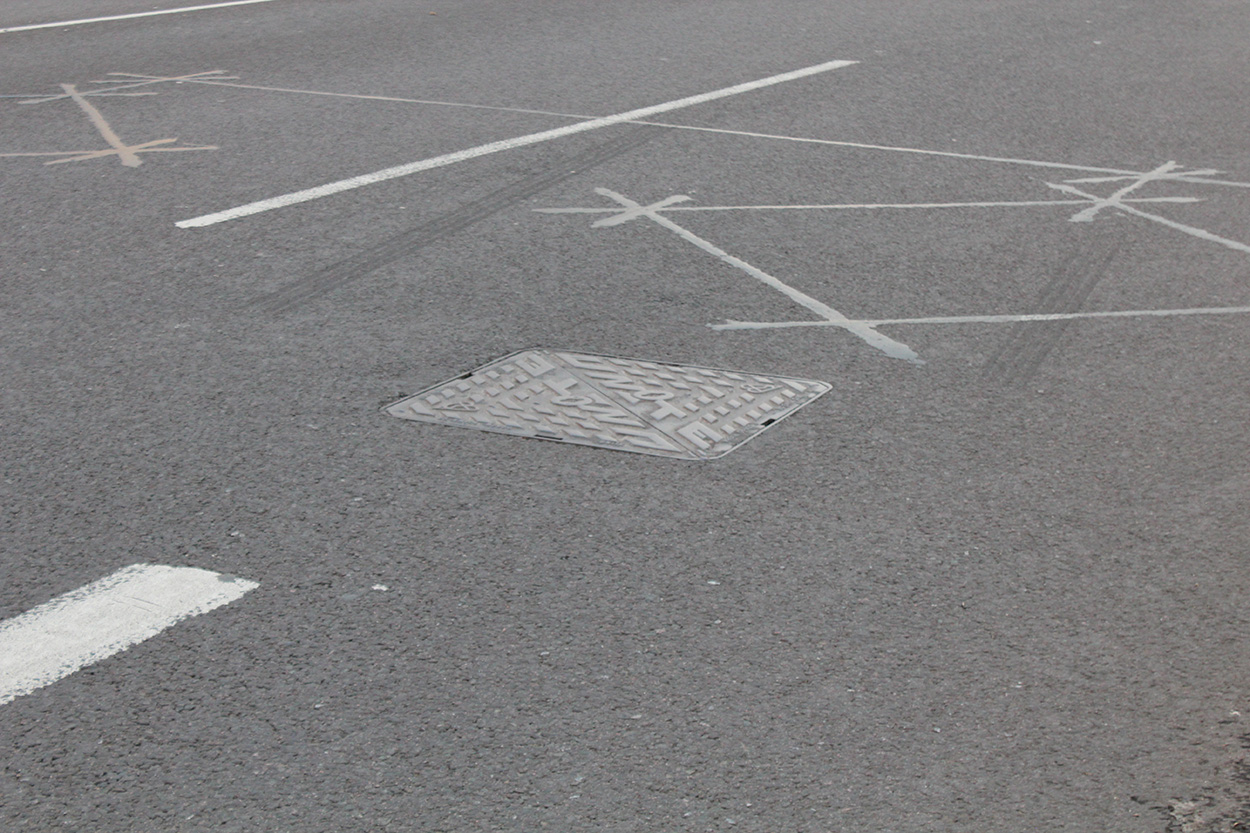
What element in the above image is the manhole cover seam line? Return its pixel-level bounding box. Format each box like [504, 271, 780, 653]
[540, 349, 710, 458]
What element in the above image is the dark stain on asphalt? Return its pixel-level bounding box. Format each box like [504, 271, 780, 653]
[982, 225, 1126, 384]
[1153, 731, 1250, 833]
[251, 125, 661, 314]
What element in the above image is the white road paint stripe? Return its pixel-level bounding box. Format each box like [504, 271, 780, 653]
[1171, 177, 1250, 189]
[174, 76, 590, 120]
[634, 122, 1143, 177]
[0, 0, 276, 34]
[175, 59, 857, 227]
[0, 564, 257, 706]
[711, 305, 1250, 330]
[1113, 203, 1250, 255]
[866, 306, 1250, 325]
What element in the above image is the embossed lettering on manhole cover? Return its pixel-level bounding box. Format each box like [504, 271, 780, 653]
[385, 349, 830, 459]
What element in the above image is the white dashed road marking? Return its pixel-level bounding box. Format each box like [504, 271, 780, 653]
[0, 564, 257, 706]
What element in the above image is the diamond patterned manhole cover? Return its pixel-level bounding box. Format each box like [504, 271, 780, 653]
[385, 349, 830, 459]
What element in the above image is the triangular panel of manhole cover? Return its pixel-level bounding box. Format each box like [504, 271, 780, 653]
[385, 350, 830, 459]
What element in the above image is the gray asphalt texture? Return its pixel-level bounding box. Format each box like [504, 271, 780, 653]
[2, 1, 1249, 831]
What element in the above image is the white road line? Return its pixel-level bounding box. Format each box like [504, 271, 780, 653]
[0, 0, 277, 34]
[634, 122, 1143, 177]
[0, 564, 257, 706]
[711, 305, 1250, 330]
[163, 76, 592, 120]
[1171, 177, 1250, 189]
[175, 58, 857, 228]
[866, 306, 1250, 325]
[1113, 203, 1250, 255]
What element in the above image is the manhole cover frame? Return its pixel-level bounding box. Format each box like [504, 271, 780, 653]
[385, 349, 831, 460]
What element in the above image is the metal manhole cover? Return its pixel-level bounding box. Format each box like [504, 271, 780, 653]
[385, 349, 831, 459]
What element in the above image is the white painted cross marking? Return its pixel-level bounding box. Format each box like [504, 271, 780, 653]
[586, 188, 924, 364]
[1, 77, 219, 167]
[1059, 161, 1185, 222]
[0, 564, 257, 706]
[591, 194, 692, 227]
[1047, 179, 1250, 255]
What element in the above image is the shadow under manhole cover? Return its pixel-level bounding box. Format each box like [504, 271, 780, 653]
[385, 349, 831, 459]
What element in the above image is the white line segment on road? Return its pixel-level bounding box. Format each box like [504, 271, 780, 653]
[175, 59, 857, 227]
[635, 122, 1145, 176]
[710, 305, 1250, 330]
[163, 74, 590, 120]
[0, 564, 257, 706]
[0, 0, 276, 34]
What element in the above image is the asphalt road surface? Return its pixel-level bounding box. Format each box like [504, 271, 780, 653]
[2, 1, 1249, 831]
